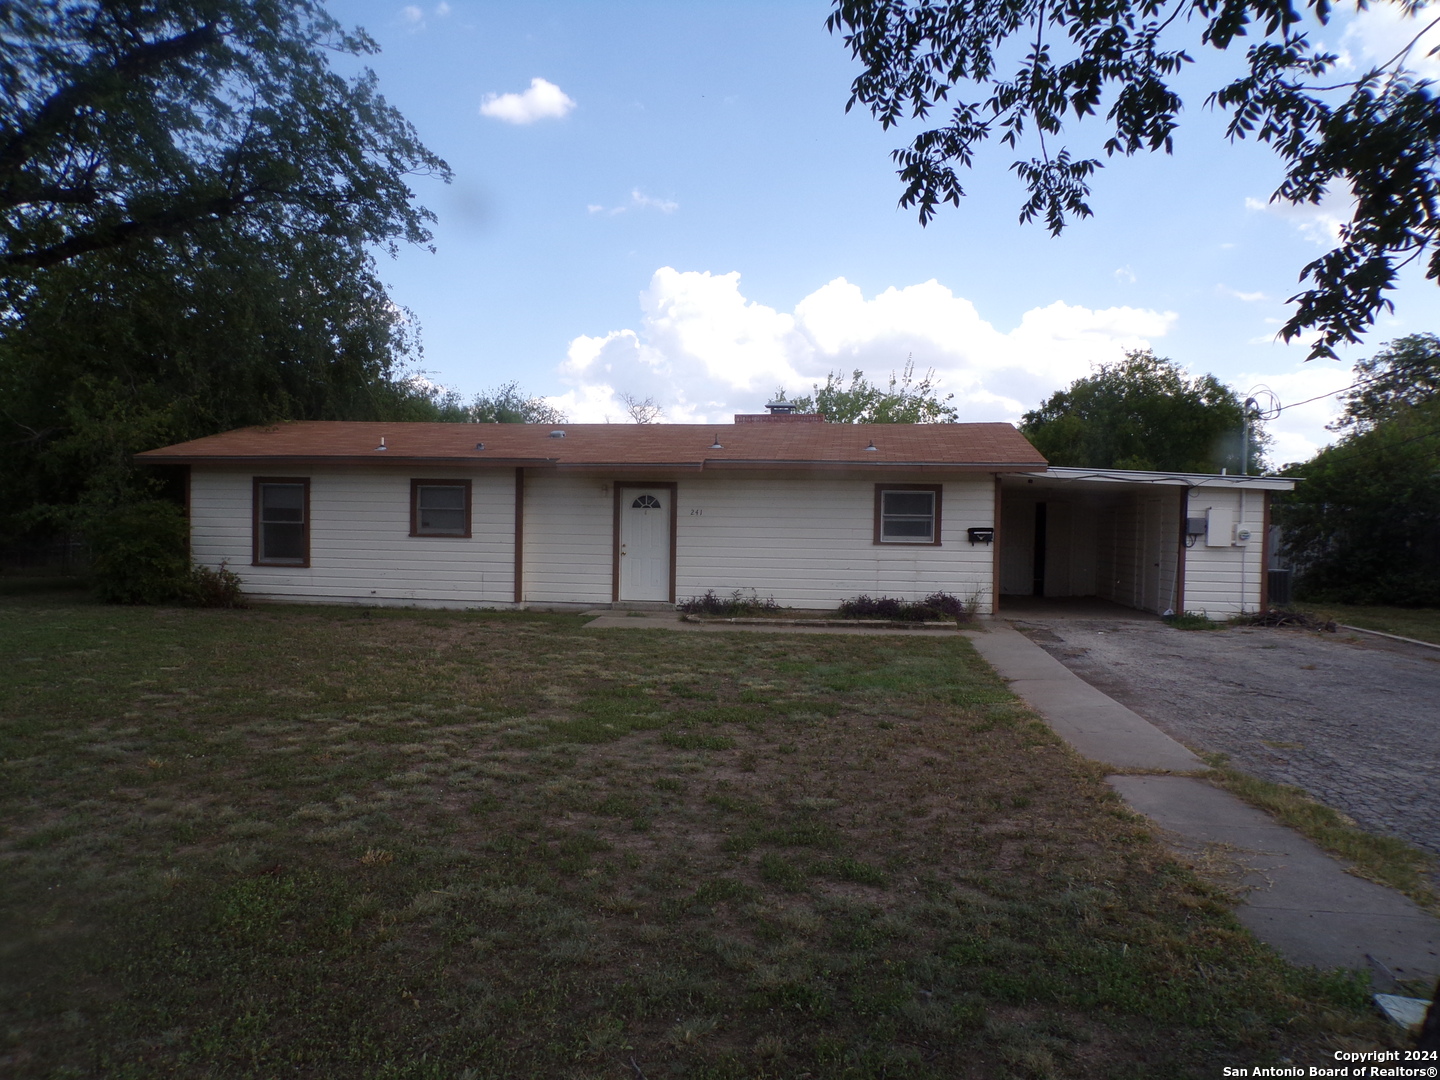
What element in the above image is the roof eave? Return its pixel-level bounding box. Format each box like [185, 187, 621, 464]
[134, 454, 561, 467]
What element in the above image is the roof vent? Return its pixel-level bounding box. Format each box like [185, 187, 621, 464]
[865, 440, 878, 452]
[374, 436, 388, 451]
[709, 434, 723, 450]
[765, 399, 799, 415]
[474, 442, 485, 451]
[549, 429, 565, 439]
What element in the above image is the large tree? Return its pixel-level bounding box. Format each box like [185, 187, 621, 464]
[0, 0, 446, 274]
[787, 362, 960, 422]
[1278, 334, 1440, 605]
[827, 0, 1440, 358]
[0, 1, 451, 534]
[1020, 349, 1259, 471]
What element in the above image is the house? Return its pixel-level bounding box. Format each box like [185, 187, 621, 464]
[137, 409, 1295, 617]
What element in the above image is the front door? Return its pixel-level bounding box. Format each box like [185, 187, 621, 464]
[619, 487, 672, 601]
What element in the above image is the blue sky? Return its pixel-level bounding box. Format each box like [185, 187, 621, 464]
[341, 0, 1440, 464]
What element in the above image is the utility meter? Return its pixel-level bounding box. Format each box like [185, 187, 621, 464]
[1233, 526, 1252, 545]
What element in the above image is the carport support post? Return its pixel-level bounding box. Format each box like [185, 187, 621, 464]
[1175, 486, 1188, 615]
[992, 475, 1002, 616]
[1260, 491, 1271, 611]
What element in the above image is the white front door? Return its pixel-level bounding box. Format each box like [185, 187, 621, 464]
[619, 487, 672, 601]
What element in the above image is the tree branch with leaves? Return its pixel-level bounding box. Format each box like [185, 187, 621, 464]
[828, 0, 1440, 359]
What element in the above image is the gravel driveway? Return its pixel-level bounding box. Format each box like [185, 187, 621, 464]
[1005, 613, 1440, 857]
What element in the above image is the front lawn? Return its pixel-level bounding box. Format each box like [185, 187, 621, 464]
[0, 593, 1395, 1077]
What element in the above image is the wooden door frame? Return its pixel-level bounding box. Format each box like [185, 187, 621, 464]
[612, 482, 679, 603]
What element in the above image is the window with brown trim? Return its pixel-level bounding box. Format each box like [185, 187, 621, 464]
[874, 484, 943, 545]
[253, 478, 310, 566]
[410, 479, 472, 537]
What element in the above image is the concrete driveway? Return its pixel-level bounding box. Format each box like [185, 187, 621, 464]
[1002, 604, 1440, 858]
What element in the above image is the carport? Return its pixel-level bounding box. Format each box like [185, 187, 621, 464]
[994, 468, 1296, 617]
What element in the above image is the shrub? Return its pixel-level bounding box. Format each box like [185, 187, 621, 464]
[1162, 610, 1222, 631]
[86, 501, 247, 607]
[86, 500, 192, 604]
[677, 589, 780, 616]
[187, 561, 247, 608]
[838, 591, 972, 622]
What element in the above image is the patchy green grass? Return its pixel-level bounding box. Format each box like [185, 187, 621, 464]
[1205, 755, 1440, 914]
[0, 591, 1400, 1078]
[1163, 610, 1223, 631]
[1296, 602, 1440, 646]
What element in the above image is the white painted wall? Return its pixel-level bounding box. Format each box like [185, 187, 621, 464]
[520, 473, 615, 607]
[1093, 493, 1179, 614]
[1183, 488, 1266, 617]
[673, 472, 998, 611]
[190, 467, 517, 607]
[191, 467, 999, 612]
[999, 491, 1102, 600]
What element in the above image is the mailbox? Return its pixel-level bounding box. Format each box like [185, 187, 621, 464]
[967, 527, 995, 545]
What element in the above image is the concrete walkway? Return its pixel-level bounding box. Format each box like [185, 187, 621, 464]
[970, 624, 1440, 983]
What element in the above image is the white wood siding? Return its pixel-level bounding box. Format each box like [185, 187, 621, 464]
[189, 467, 517, 607]
[1183, 489, 1265, 616]
[673, 473, 997, 612]
[190, 468, 998, 612]
[520, 474, 616, 606]
[1092, 494, 1179, 615]
[998, 491, 1103, 600]
[1001, 488, 1178, 613]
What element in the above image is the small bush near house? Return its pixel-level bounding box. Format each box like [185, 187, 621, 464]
[186, 561, 247, 609]
[1162, 610, 1223, 631]
[678, 589, 780, 616]
[839, 591, 972, 622]
[86, 502, 246, 607]
[85, 500, 192, 604]
[1231, 608, 1337, 632]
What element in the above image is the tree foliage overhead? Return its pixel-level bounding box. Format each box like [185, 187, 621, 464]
[787, 361, 959, 422]
[1020, 349, 1259, 472]
[827, 0, 1440, 358]
[0, 0, 448, 274]
[1278, 334, 1440, 605]
[0, 0, 452, 536]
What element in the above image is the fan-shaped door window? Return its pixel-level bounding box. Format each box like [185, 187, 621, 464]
[632, 494, 662, 509]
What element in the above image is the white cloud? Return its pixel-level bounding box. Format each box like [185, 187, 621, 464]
[1218, 284, 1268, 302]
[1342, 1, 1440, 80]
[588, 189, 679, 216]
[1233, 363, 1357, 465]
[435, 1, 451, 14]
[1114, 266, 1136, 284]
[545, 268, 1176, 424]
[1245, 188, 1353, 244]
[480, 78, 576, 124]
[401, 5, 424, 23]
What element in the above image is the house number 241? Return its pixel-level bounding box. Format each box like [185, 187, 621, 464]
[689, 508, 703, 516]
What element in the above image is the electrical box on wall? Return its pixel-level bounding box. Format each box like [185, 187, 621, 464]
[1232, 525, 1253, 546]
[1185, 515, 1207, 536]
[1205, 508, 1233, 547]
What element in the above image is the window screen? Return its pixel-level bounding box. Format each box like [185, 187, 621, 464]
[411, 480, 471, 537]
[416, 484, 467, 535]
[258, 482, 307, 564]
[880, 489, 936, 543]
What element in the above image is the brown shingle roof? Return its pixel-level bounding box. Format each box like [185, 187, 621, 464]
[136, 421, 1047, 470]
